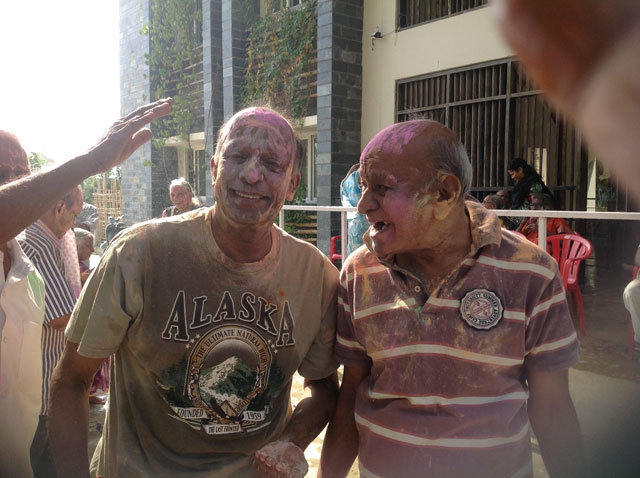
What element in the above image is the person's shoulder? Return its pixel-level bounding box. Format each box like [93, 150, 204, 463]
[278, 227, 328, 259]
[488, 229, 558, 274]
[276, 227, 339, 278]
[109, 208, 208, 251]
[343, 243, 383, 272]
[18, 225, 53, 255]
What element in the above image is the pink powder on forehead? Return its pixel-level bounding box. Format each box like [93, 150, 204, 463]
[360, 120, 431, 163]
[226, 107, 294, 140]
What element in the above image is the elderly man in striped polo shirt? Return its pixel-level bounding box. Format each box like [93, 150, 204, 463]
[320, 120, 585, 477]
[19, 184, 84, 477]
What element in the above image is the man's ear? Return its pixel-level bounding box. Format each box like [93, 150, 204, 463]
[286, 170, 301, 202]
[433, 174, 462, 219]
[54, 200, 66, 218]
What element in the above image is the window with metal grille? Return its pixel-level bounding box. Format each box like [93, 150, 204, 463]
[398, 0, 489, 29]
[395, 59, 590, 211]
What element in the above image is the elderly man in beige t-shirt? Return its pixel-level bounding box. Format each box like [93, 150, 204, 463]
[50, 107, 339, 478]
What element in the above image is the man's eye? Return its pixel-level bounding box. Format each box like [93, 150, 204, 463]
[264, 160, 284, 172]
[226, 153, 245, 162]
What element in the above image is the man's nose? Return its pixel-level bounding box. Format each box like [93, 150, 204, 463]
[240, 156, 263, 184]
[357, 188, 376, 215]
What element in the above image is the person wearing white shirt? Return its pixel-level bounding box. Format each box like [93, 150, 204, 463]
[0, 132, 45, 478]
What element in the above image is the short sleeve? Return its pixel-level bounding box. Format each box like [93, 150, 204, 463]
[65, 232, 145, 359]
[334, 266, 370, 366]
[297, 259, 340, 380]
[524, 268, 580, 371]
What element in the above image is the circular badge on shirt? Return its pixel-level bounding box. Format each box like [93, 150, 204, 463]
[459, 289, 503, 330]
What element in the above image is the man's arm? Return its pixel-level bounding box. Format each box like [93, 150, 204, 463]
[49, 341, 105, 478]
[47, 312, 71, 330]
[527, 368, 586, 477]
[0, 98, 172, 244]
[319, 362, 371, 478]
[253, 373, 339, 478]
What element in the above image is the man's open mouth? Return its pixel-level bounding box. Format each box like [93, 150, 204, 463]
[372, 221, 390, 232]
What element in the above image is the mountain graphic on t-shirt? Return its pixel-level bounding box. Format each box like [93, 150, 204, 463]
[198, 356, 257, 413]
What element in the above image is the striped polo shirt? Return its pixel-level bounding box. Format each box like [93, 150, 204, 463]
[335, 201, 579, 478]
[19, 221, 76, 415]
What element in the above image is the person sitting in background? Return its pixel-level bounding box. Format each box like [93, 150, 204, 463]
[340, 164, 370, 256]
[74, 229, 94, 285]
[507, 158, 553, 210]
[162, 177, 202, 217]
[497, 188, 511, 208]
[518, 193, 573, 245]
[482, 194, 504, 210]
[482, 194, 506, 228]
[495, 188, 520, 230]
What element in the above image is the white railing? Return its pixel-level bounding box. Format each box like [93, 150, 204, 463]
[280, 206, 640, 258]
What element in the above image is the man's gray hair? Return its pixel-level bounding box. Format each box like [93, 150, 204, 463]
[428, 133, 472, 199]
[62, 185, 82, 208]
[74, 228, 93, 241]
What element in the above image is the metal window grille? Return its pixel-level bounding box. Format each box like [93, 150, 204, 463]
[396, 59, 596, 211]
[398, 0, 489, 28]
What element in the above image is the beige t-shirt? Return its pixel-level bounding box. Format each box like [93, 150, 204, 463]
[67, 208, 339, 477]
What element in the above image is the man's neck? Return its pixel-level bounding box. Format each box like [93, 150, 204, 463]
[397, 205, 472, 293]
[210, 209, 273, 263]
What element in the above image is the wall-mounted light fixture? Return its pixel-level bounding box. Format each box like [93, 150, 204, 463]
[371, 27, 383, 50]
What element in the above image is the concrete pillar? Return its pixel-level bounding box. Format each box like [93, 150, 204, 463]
[316, 0, 363, 254]
[119, 0, 152, 225]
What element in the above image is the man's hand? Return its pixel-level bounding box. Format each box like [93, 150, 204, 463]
[0, 97, 173, 245]
[253, 440, 308, 478]
[86, 97, 173, 174]
[80, 269, 91, 285]
[522, 221, 537, 235]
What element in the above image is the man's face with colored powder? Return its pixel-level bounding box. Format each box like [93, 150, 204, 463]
[212, 109, 300, 228]
[357, 121, 440, 258]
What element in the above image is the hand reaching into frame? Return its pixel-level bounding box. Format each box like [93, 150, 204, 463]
[85, 97, 173, 174]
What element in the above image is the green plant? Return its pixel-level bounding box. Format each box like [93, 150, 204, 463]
[28, 152, 53, 172]
[143, 0, 202, 147]
[243, 0, 317, 123]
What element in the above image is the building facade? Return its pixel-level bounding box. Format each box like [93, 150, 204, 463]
[119, 0, 636, 255]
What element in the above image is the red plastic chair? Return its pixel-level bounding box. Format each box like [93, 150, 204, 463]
[330, 235, 342, 266]
[628, 266, 639, 360]
[546, 234, 593, 335]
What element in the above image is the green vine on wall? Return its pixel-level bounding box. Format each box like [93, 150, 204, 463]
[243, 0, 317, 123]
[143, 0, 202, 147]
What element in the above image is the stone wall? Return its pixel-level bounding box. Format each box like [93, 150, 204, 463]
[203, 0, 224, 204]
[316, 0, 363, 253]
[119, 0, 152, 225]
[221, 0, 259, 119]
